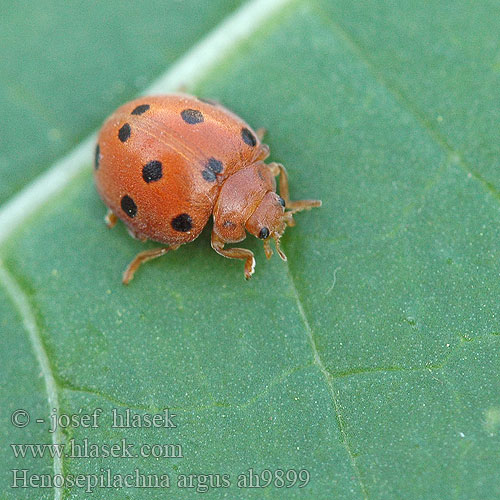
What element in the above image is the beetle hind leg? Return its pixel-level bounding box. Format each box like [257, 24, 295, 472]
[211, 231, 255, 280]
[122, 245, 179, 285]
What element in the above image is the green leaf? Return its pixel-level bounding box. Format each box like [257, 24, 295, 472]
[1, 1, 500, 499]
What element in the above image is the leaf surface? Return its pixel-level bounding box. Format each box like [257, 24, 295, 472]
[1, 1, 499, 499]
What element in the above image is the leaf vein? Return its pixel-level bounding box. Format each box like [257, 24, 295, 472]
[0, 259, 64, 500]
[310, 1, 500, 206]
[60, 363, 312, 414]
[285, 264, 369, 500]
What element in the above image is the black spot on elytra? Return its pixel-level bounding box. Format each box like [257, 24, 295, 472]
[241, 127, 256, 147]
[171, 213, 193, 232]
[223, 220, 236, 229]
[207, 157, 223, 174]
[259, 227, 270, 239]
[94, 144, 100, 170]
[131, 104, 150, 115]
[142, 160, 163, 183]
[202, 169, 216, 182]
[181, 109, 204, 124]
[201, 157, 224, 182]
[118, 123, 131, 142]
[121, 195, 137, 218]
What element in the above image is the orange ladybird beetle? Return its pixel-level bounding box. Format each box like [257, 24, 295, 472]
[94, 94, 321, 284]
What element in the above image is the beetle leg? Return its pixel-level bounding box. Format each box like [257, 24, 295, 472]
[104, 209, 118, 229]
[256, 127, 266, 141]
[211, 231, 255, 280]
[122, 245, 179, 285]
[253, 128, 271, 162]
[126, 226, 148, 242]
[267, 162, 322, 213]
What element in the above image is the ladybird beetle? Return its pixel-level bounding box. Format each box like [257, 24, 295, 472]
[94, 94, 321, 284]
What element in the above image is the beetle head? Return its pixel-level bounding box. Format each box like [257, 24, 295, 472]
[245, 191, 292, 261]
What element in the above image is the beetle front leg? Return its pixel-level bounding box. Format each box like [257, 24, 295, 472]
[211, 231, 255, 280]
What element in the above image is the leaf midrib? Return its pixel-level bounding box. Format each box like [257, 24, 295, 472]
[0, 261, 64, 500]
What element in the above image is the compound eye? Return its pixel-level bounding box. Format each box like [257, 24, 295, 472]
[259, 227, 270, 239]
[278, 196, 286, 208]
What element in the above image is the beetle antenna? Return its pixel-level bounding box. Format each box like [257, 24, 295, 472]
[263, 238, 273, 259]
[272, 233, 287, 261]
